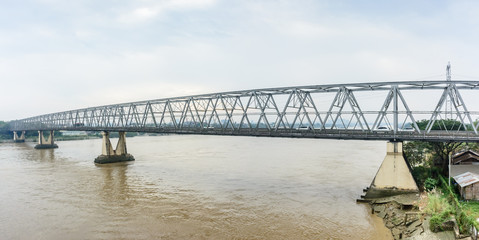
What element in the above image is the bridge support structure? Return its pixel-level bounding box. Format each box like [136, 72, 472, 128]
[13, 131, 25, 143]
[34, 130, 58, 149]
[363, 141, 419, 199]
[94, 131, 135, 164]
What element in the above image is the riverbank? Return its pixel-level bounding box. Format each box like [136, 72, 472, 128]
[368, 193, 474, 240]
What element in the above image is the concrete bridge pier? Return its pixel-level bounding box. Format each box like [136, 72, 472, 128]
[13, 131, 25, 142]
[34, 130, 58, 149]
[94, 131, 135, 164]
[363, 141, 419, 199]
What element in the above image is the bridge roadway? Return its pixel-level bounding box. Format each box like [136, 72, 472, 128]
[9, 80, 479, 142]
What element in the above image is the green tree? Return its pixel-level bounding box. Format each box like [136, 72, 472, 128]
[429, 141, 463, 176]
[403, 141, 431, 166]
[404, 119, 469, 177]
[416, 119, 467, 131]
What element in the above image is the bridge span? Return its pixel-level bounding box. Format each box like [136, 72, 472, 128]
[9, 80, 479, 142]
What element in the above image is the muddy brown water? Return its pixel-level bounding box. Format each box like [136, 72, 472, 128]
[0, 135, 392, 239]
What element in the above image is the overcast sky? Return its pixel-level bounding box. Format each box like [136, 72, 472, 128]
[1, 0, 479, 120]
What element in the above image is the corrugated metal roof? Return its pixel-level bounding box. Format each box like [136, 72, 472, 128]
[453, 172, 479, 188]
[452, 150, 479, 164]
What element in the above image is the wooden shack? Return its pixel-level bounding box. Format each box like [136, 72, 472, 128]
[453, 172, 479, 200]
[452, 150, 479, 165]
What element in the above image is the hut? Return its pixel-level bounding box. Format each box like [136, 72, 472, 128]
[452, 150, 479, 165]
[453, 172, 479, 200]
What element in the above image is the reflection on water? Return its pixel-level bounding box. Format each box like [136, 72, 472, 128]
[0, 136, 392, 239]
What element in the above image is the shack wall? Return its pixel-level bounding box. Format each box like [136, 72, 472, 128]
[473, 183, 479, 200]
[466, 185, 472, 200]
[463, 183, 479, 200]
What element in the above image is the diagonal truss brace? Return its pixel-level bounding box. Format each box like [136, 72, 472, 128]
[426, 83, 477, 134]
[372, 86, 420, 133]
[323, 87, 369, 130]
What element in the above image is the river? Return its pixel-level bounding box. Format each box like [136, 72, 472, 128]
[0, 135, 392, 239]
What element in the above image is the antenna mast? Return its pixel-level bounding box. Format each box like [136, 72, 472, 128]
[446, 61, 451, 81]
[445, 62, 452, 119]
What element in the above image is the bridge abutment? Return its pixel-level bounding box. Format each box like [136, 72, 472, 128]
[363, 142, 419, 199]
[13, 131, 25, 143]
[34, 131, 58, 149]
[94, 131, 135, 164]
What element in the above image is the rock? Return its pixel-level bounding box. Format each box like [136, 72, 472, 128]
[405, 214, 420, 225]
[378, 210, 387, 219]
[392, 216, 404, 226]
[406, 219, 422, 232]
[392, 228, 402, 239]
[374, 204, 386, 213]
[409, 228, 422, 237]
[386, 220, 395, 229]
[441, 218, 455, 231]
[369, 198, 424, 240]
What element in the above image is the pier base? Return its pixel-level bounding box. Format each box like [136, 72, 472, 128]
[94, 154, 135, 164]
[34, 131, 58, 149]
[13, 131, 26, 143]
[363, 142, 419, 199]
[95, 131, 135, 164]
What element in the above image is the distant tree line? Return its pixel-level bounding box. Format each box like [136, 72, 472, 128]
[0, 121, 12, 139]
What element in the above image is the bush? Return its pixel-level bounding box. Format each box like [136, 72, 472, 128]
[424, 177, 438, 191]
[412, 166, 428, 190]
[426, 192, 455, 232]
[429, 214, 444, 232]
[456, 210, 478, 233]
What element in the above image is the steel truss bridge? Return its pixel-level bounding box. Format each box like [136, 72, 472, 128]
[9, 81, 479, 142]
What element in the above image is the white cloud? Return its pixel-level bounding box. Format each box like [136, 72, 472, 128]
[117, 0, 217, 24]
[118, 7, 159, 23]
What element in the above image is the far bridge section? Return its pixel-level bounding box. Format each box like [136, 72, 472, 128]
[9, 80, 479, 142]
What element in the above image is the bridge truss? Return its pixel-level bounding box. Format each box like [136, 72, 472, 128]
[10, 81, 479, 142]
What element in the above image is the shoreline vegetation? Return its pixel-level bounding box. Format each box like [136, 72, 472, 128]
[368, 139, 479, 240]
[369, 185, 478, 240]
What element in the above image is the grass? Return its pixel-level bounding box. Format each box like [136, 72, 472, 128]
[437, 176, 479, 232]
[463, 202, 479, 219]
[425, 191, 455, 232]
[425, 192, 453, 215]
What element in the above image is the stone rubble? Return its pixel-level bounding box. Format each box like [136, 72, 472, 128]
[371, 201, 424, 240]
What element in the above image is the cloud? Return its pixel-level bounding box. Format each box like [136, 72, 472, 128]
[117, 0, 216, 24]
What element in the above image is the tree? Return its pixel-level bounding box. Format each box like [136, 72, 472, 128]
[415, 119, 467, 131]
[404, 119, 470, 177]
[403, 141, 431, 166]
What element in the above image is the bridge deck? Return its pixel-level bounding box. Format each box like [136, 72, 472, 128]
[19, 126, 479, 142]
